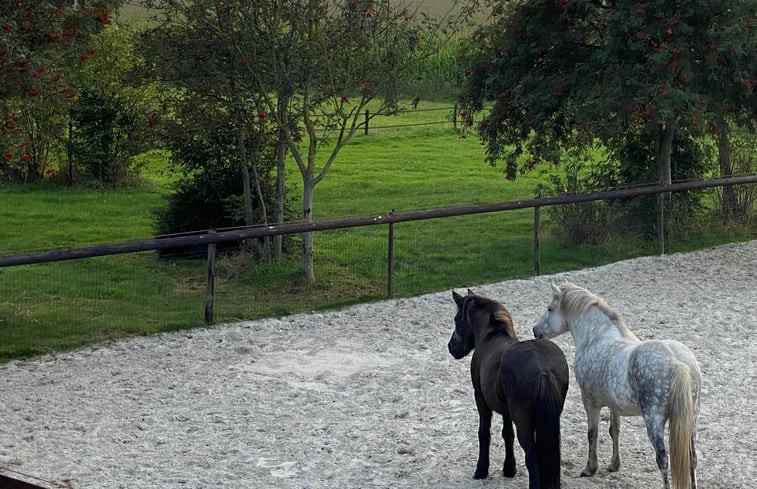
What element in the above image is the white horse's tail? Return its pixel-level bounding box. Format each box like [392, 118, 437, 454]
[669, 362, 694, 489]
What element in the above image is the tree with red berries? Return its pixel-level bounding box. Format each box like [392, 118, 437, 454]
[460, 0, 756, 190]
[0, 0, 122, 181]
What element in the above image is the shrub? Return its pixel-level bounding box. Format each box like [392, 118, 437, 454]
[617, 128, 710, 237]
[153, 101, 286, 258]
[537, 144, 619, 244]
[69, 90, 145, 186]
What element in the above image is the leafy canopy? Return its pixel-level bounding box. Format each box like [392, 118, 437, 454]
[461, 0, 756, 179]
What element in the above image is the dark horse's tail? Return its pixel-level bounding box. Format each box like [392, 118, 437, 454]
[533, 371, 562, 489]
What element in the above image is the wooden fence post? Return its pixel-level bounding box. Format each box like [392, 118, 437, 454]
[205, 231, 217, 325]
[533, 198, 541, 276]
[387, 219, 395, 298]
[657, 192, 665, 255]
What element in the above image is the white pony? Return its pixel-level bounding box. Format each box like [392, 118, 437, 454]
[532, 282, 701, 489]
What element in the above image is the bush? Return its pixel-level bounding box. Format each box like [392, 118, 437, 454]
[538, 128, 711, 244]
[715, 127, 757, 220]
[617, 128, 710, 237]
[69, 90, 146, 186]
[153, 101, 285, 258]
[537, 144, 619, 244]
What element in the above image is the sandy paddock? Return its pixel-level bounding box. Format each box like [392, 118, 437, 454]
[1, 240, 756, 488]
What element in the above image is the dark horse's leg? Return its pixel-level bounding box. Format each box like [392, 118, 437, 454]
[516, 424, 540, 489]
[474, 390, 492, 479]
[502, 415, 517, 477]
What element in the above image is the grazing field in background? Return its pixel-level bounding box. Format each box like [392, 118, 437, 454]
[3, 102, 755, 363]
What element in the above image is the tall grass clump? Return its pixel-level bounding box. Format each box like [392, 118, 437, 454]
[405, 31, 468, 100]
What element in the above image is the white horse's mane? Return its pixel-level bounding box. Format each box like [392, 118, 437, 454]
[558, 282, 639, 340]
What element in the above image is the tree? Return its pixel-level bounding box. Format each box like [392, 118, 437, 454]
[460, 0, 756, 189]
[142, 0, 435, 284]
[69, 25, 157, 186]
[686, 2, 757, 219]
[1, 1, 122, 182]
[239, 0, 434, 284]
[141, 1, 282, 258]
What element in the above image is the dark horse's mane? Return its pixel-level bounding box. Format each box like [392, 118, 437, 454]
[474, 296, 518, 341]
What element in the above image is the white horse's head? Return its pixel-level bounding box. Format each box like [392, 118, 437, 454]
[533, 283, 569, 339]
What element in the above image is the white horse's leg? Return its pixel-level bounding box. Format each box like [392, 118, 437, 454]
[643, 411, 670, 489]
[580, 402, 601, 477]
[608, 410, 622, 472]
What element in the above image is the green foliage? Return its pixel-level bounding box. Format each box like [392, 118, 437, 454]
[66, 26, 158, 186]
[141, 3, 286, 258]
[618, 127, 710, 236]
[536, 144, 618, 244]
[713, 127, 757, 219]
[141, 0, 448, 282]
[68, 90, 145, 186]
[155, 125, 246, 236]
[153, 98, 281, 256]
[537, 129, 711, 244]
[461, 0, 756, 179]
[0, 1, 124, 182]
[400, 22, 470, 100]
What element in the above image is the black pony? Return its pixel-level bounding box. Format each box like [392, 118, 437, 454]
[448, 290, 569, 489]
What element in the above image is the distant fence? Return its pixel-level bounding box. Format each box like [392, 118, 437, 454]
[362, 105, 464, 134]
[2, 175, 756, 325]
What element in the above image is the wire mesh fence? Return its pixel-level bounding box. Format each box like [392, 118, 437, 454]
[1, 177, 756, 362]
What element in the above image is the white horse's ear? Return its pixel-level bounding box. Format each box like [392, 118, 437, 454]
[551, 282, 562, 297]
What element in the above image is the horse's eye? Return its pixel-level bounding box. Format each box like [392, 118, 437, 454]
[547, 307, 553, 313]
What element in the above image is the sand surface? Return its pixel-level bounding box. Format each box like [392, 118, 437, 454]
[1, 240, 755, 488]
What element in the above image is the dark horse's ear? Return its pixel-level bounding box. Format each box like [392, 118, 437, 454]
[452, 290, 465, 308]
[466, 289, 475, 297]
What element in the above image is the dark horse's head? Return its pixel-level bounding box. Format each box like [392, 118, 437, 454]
[448, 289, 518, 359]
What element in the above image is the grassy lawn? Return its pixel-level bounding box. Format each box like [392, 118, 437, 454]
[1, 100, 755, 363]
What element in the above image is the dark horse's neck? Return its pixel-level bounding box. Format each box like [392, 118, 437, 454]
[482, 319, 518, 343]
[488, 304, 518, 342]
[470, 297, 519, 344]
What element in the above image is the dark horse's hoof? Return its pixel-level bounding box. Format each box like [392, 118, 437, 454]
[503, 464, 517, 478]
[473, 469, 488, 480]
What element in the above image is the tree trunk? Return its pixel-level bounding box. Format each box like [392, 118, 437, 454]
[274, 95, 288, 259]
[250, 161, 271, 259]
[301, 176, 316, 285]
[237, 123, 265, 257]
[717, 118, 736, 220]
[67, 118, 73, 187]
[237, 124, 255, 227]
[656, 124, 675, 186]
[655, 124, 675, 254]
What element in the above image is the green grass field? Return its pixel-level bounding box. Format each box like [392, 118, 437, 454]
[1, 102, 755, 363]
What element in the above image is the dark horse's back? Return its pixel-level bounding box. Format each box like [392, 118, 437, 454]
[500, 340, 569, 403]
[502, 339, 569, 489]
